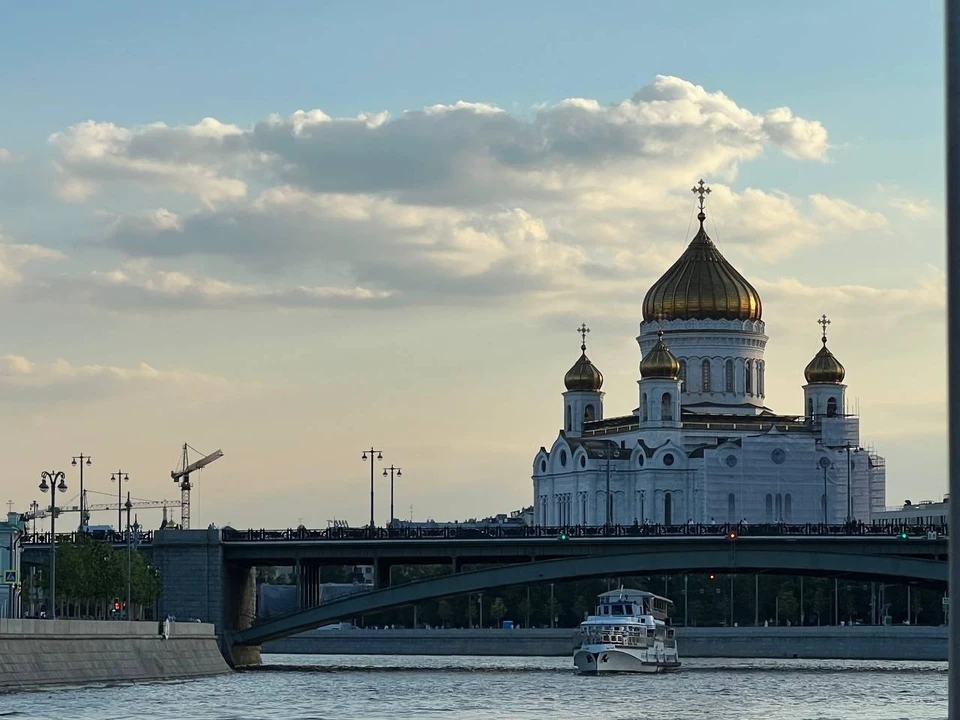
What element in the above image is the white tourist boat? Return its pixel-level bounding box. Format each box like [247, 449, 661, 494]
[573, 589, 681, 674]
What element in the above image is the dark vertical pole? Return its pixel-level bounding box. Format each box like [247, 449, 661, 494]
[390, 470, 395, 526]
[118, 471, 123, 531]
[49, 493, 56, 620]
[369, 449, 375, 531]
[946, 2, 960, 713]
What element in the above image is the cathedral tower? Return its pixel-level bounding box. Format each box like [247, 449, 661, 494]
[638, 325, 682, 428]
[562, 323, 604, 436]
[803, 314, 846, 419]
[638, 180, 768, 415]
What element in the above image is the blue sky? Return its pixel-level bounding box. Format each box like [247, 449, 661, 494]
[0, 3, 947, 527]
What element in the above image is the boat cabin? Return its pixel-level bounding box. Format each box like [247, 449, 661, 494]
[595, 589, 672, 621]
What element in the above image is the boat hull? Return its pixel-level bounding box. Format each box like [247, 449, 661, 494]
[573, 646, 681, 675]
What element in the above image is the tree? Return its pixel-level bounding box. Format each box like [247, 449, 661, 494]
[490, 597, 508, 625]
[777, 587, 799, 625]
[437, 600, 454, 628]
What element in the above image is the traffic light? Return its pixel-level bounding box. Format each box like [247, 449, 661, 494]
[558, 531, 569, 541]
[727, 531, 737, 540]
[112, 600, 120, 612]
[899, 531, 909, 539]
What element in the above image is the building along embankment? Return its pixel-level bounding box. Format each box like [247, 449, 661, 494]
[0, 619, 229, 693]
[262, 625, 948, 661]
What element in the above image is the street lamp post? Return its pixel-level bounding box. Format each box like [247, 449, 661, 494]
[819, 456, 831, 524]
[382, 465, 402, 526]
[39, 470, 67, 619]
[111, 470, 129, 532]
[71, 454, 92, 532]
[125, 498, 137, 622]
[361, 448, 383, 531]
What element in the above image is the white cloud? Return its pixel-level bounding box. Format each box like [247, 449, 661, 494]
[0, 226, 64, 286]
[0, 148, 16, 165]
[809, 194, 889, 230]
[48, 119, 247, 205]
[0, 352, 239, 404]
[49, 75, 829, 209]
[889, 197, 934, 220]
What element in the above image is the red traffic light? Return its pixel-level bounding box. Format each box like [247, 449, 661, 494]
[113, 601, 120, 611]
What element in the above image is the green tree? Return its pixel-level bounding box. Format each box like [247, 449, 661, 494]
[777, 587, 799, 625]
[490, 597, 508, 625]
[437, 600, 454, 628]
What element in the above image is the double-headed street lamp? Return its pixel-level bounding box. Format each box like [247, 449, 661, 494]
[382, 465, 401, 526]
[110, 470, 129, 532]
[39, 470, 67, 619]
[71, 454, 92, 531]
[361, 448, 383, 531]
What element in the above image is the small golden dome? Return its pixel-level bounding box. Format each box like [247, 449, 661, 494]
[640, 329, 681, 380]
[565, 323, 603, 392]
[642, 181, 762, 322]
[804, 315, 845, 384]
[564, 347, 603, 392]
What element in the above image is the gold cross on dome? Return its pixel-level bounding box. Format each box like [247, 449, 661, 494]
[691, 179, 711, 212]
[818, 314, 831, 342]
[577, 323, 590, 350]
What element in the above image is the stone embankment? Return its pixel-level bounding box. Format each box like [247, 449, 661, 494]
[0, 619, 229, 692]
[263, 625, 948, 661]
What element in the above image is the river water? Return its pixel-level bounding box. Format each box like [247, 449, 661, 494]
[2, 654, 948, 720]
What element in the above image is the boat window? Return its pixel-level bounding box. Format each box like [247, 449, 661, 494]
[611, 605, 623, 615]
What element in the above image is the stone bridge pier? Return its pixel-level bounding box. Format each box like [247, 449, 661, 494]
[152, 529, 260, 667]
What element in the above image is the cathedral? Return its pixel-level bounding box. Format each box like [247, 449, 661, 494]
[532, 181, 886, 527]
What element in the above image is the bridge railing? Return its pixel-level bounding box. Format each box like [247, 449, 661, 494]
[21, 530, 154, 546]
[221, 521, 949, 542]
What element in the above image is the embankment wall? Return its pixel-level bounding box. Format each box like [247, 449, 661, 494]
[262, 626, 948, 661]
[0, 619, 229, 692]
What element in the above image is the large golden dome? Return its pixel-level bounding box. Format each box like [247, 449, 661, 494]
[642, 184, 762, 322]
[640, 329, 680, 379]
[804, 316, 845, 384]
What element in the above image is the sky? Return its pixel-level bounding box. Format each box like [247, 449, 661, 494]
[0, 2, 947, 531]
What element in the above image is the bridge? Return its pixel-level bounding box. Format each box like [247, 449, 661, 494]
[18, 523, 949, 665]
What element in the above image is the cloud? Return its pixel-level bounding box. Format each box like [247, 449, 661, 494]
[0, 226, 65, 286]
[889, 197, 934, 220]
[0, 148, 17, 165]
[809, 194, 888, 230]
[19, 262, 399, 311]
[0, 352, 239, 404]
[48, 118, 247, 205]
[49, 76, 829, 209]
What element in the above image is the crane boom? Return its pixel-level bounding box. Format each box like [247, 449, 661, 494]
[171, 449, 223, 480]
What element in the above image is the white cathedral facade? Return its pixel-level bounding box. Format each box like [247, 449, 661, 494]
[532, 182, 886, 527]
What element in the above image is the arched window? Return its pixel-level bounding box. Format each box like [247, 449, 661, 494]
[661, 392, 673, 421]
[678, 360, 687, 391]
[664, 492, 673, 526]
[775, 493, 783, 522]
[745, 360, 753, 394]
[827, 397, 838, 417]
[807, 398, 814, 418]
[584, 404, 595, 422]
[784, 493, 792, 521]
[701, 360, 711, 392]
[765, 494, 773, 522]
[565, 405, 572, 431]
[727, 493, 736, 523]
[725, 360, 734, 393]
[641, 393, 648, 422]
[758, 362, 765, 396]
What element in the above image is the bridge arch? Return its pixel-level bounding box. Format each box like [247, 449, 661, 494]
[235, 547, 947, 646]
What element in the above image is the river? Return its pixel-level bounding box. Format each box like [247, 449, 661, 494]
[1, 654, 948, 719]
